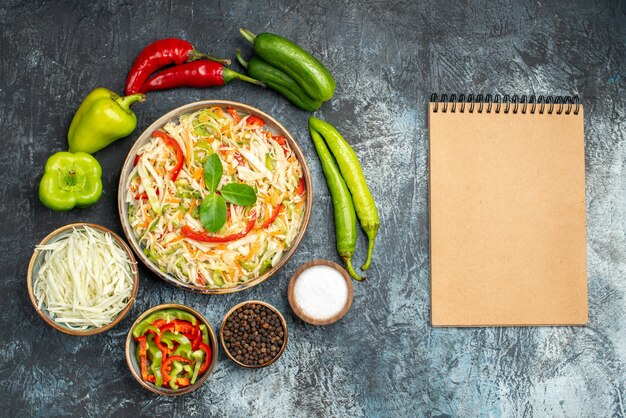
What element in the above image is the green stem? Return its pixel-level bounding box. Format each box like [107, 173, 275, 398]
[115, 93, 145, 113]
[188, 49, 231, 66]
[239, 28, 257, 44]
[361, 230, 376, 270]
[223, 67, 265, 87]
[235, 49, 248, 69]
[343, 256, 365, 281]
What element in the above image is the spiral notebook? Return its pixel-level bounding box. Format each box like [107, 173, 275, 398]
[428, 94, 588, 327]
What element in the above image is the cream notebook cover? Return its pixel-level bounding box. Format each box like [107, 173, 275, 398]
[428, 95, 587, 326]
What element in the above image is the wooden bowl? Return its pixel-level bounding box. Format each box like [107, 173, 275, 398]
[125, 303, 218, 396]
[117, 100, 312, 294]
[26, 223, 139, 336]
[288, 260, 354, 326]
[219, 300, 288, 368]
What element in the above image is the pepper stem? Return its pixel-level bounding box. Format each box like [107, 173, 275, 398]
[114, 93, 145, 113]
[188, 50, 231, 66]
[361, 232, 376, 270]
[343, 256, 365, 281]
[235, 49, 248, 69]
[223, 67, 265, 87]
[239, 28, 257, 44]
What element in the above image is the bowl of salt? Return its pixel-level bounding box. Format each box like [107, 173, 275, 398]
[287, 260, 353, 326]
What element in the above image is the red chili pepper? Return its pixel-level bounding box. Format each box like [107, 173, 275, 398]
[181, 212, 257, 243]
[136, 336, 149, 381]
[246, 115, 265, 127]
[133, 153, 142, 166]
[152, 131, 184, 181]
[198, 342, 212, 374]
[295, 177, 305, 195]
[140, 60, 265, 94]
[125, 38, 230, 95]
[262, 204, 283, 228]
[162, 355, 192, 385]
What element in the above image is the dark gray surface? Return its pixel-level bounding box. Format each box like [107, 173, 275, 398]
[1, 1, 625, 416]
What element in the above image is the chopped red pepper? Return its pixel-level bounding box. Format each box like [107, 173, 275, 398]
[177, 377, 191, 387]
[133, 153, 142, 166]
[226, 107, 241, 122]
[262, 204, 283, 228]
[135, 189, 159, 200]
[272, 135, 289, 156]
[197, 273, 206, 286]
[152, 131, 184, 181]
[198, 342, 212, 374]
[172, 319, 196, 334]
[246, 115, 265, 126]
[181, 212, 257, 243]
[162, 356, 192, 385]
[295, 177, 305, 195]
[136, 336, 149, 381]
[145, 374, 156, 383]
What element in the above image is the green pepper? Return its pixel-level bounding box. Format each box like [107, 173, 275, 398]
[38, 151, 103, 211]
[190, 350, 205, 384]
[162, 332, 193, 359]
[168, 361, 184, 390]
[193, 140, 213, 163]
[146, 334, 163, 387]
[236, 51, 322, 112]
[199, 324, 209, 345]
[240, 29, 335, 102]
[68, 87, 145, 154]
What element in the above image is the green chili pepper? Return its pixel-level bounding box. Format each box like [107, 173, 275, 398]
[240, 29, 335, 102]
[309, 128, 362, 281]
[38, 151, 103, 211]
[309, 117, 379, 270]
[68, 87, 145, 154]
[236, 51, 322, 112]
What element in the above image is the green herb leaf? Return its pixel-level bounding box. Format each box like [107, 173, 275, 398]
[221, 183, 257, 206]
[199, 193, 227, 232]
[203, 154, 223, 193]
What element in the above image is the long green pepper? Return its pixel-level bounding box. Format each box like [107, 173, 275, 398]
[309, 128, 363, 281]
[309, 117, 379, 270]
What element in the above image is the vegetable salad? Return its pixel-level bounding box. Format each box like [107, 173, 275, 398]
[126, 106, 306, 288]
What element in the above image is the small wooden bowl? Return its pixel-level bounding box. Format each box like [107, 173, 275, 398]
[219, 300, 288, 368]
[125, 303, 218, 396]
[27, 223, 139, 336]
[288, 260, 354, 326]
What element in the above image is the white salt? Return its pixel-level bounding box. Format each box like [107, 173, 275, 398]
[293, 265, 349, 320]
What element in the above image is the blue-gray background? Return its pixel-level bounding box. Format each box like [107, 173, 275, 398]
[1, 0, 625, 416]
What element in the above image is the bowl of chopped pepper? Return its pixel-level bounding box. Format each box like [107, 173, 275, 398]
[125, 303, 218, 396]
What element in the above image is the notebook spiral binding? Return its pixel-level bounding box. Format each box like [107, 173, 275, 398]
[430, 94, 580, 115]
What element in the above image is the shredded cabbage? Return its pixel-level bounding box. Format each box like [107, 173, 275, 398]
[126, 106, 306, 288]
[34, 226, 135, 330]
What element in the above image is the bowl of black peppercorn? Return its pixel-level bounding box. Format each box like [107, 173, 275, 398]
[219, 300, 288, 368]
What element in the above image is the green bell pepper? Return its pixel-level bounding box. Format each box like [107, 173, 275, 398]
[38, 151, 103, 211]
[132, 308, 198, 338]
[162, 332, 192, 359]
[146, 334, 163, 387]
[68, 87, 145, 154]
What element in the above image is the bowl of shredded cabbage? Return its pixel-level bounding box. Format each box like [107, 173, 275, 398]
[27, 223, 139, 336]
[118, 101, 312, 293]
